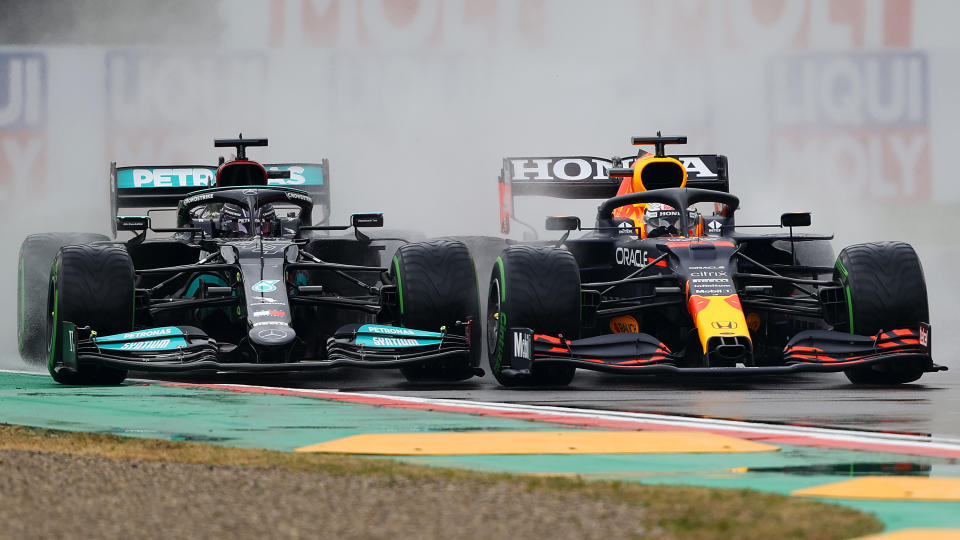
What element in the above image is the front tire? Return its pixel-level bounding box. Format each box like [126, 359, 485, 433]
[18, 232, 109, 365]
[835, 241, 929, 385]
[391, 240, 481, 382]
[48, 244, 135, 385]
[487, 246, 580, 387]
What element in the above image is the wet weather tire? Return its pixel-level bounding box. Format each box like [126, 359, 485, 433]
[48, 244, 134, 385]
[391, 240, 481, 382]
[835, 241, 928, 385]
[487, 246, 580, 387]
[18, 232, 110, 365]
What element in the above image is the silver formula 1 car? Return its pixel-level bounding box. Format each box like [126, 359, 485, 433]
[19, 137, 481, 384]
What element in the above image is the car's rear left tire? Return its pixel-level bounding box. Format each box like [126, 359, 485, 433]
[391, 240, 481, 382]
[18, 233, 110, 365]
[835, 241, 929, 385]
[48, 244, 135, 385]
[487, 246, 580, 387]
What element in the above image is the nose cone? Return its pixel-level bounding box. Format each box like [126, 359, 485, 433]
[248, 325, 296, 347]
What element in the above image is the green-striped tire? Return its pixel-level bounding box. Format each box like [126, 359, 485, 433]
[834, 241, 928, 385]
[391, 240, 481, 382]
[487, 246, 580, 387]
[48, 244, 134, 385]
[18, 232, 109, 365]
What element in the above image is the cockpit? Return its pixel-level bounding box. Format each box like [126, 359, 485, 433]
[178, 186, 313, 240]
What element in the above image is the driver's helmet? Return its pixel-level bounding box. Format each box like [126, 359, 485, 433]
[218, 203, 278, 237]
[643, 203, 700, 238]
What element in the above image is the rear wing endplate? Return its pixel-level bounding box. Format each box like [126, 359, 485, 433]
[498, 154, 728, 234]
[109, 160, 331, 236]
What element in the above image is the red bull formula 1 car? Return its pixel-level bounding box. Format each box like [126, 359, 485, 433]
[487, 134, 942, 386]
[17, 137, 481, 384]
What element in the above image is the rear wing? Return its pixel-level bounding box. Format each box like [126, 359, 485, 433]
[109, 160, 331, 235]
[498, 154, 729, 234]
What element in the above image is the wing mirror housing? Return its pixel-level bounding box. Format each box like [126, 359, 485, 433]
[116, 215, 150, 231]
[545, 216, 581, 231]
[351, 213, 384, 228]
[780, 212, 811, 228]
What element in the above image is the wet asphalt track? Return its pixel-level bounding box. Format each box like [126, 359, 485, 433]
[230, 238, 960, 440]
[255, 237, 960, 440]
[14, 304, 960, 441]
[199, 360, 958, 440]
[15, 238, 960, 440]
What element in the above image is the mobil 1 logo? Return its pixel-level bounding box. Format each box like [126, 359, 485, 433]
[510, 327, 533, 370]
[687, 265, 735, 296]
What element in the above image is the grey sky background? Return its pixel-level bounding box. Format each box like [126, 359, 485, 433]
[3, 0, 958, 367]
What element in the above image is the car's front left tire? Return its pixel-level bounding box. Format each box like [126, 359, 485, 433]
[48, 244, 135, 385]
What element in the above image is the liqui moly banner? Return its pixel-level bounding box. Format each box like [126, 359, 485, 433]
[0, 51, 47, 202]
[760, 0, 929, 200]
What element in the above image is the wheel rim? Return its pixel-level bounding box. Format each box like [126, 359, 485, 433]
[486, 277, 501, 353]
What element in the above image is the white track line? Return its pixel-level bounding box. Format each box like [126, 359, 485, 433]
[6, 370, 960, 456]
[196, 383, 960, 455]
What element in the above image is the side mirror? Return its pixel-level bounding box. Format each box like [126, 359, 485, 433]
[780, 212, 811, 228]
[545, 215, 580, 231]
[351, 213, 384, 228]
[116, 215, 150, 231]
